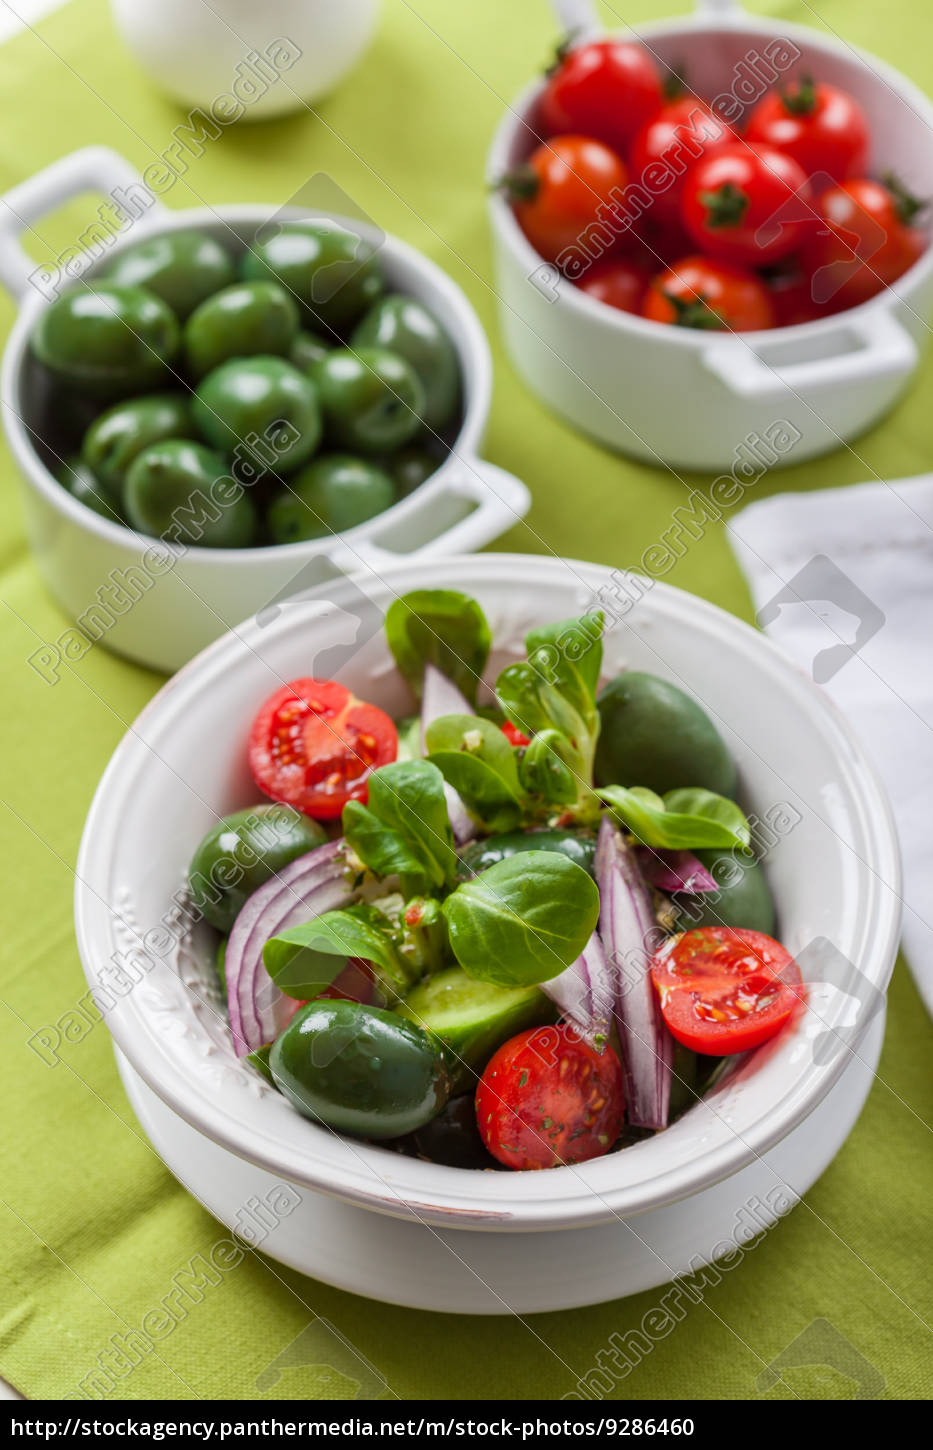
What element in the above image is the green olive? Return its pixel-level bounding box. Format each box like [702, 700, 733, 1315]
[266, 453, 396, 544]
[269, 1000, 450, 1140]
[104, 231, 236, 319]
[595, 671, 737, 797]
[289, 330, 332, 373]
[188, 803, 328, 932]
[192, 356, 321, 473]
[680, 849, 776, 934]
[312, 347, 425, 455]
[54, 455, 123, 523]
[389, 445, 440, 496]
[242, 220, 384, 331]
[351, 293, 461, 432]
[31, 285, 180, 399]
[124, 438, 256, 547]
[184, 281, 300, 380]
[458, 828, 597, 879]
[81, 392, 195, 493]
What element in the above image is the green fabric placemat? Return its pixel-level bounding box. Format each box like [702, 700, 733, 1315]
[1, 0, 931, 1402]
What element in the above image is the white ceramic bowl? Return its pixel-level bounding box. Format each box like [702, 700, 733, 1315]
[487, 0, 933, 471]
[0, 147, 529, 674]
[109, 0, 380, 120]
[74, 553, 902, 1236]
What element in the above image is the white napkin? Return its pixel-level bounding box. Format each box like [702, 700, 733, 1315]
[728, 473, 933, 1017]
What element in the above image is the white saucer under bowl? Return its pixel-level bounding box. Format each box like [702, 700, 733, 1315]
[114, 1009, 884, 1315]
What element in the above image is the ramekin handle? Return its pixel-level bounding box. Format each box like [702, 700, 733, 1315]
[702, 308, 918, 402]
[0, 146, 163, 302]
[333, 458, 531, 573]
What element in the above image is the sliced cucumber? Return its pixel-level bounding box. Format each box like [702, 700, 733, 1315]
[400, 967, 556, 1089]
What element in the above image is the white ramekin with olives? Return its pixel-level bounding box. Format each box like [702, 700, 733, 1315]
[0, 146, 529, 672]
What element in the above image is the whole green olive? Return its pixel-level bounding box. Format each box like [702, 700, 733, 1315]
[192, 356, 321, 473]
[266, 453, 396, 544]
[31, 285, 180, 399]
[270, 1000, 450, 1140]
[680, 848, 776, 935]
[54, 456, 123, 524]
[289, 330, 332, 373]
[124, 438, 256, 547]
[184, 281, 300, 380]
[389, 444, 440, 496]
[188, 803, 328, 932]
[104, 231, 236, 319]
[242, 220, 384, 331]
[312, 347, 425, 455]
[595, 671, 737, 798]
[351, 293, 461, 432]
[81, 392, 195, 493]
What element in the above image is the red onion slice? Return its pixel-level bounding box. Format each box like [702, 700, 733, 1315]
[226, 841, 355, 1055]
[420, 662, 476, 845]
[541, 929, 614, 1047]
[635, 847, 718, 895]
[596, 816, 674, 1129]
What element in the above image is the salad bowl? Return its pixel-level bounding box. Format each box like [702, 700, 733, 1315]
[73, 554, 901, 1306]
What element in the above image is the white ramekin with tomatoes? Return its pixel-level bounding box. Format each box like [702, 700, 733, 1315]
[487, 3, 933, 470]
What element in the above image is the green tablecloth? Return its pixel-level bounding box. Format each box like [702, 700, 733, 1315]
[1, 0, 931, 1403]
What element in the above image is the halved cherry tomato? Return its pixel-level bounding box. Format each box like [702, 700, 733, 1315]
[503, 135, 628, 264]
[539, 39, 663, 153]
[476, 1024, 624, 1170]
[501, 719, 531, 748]
[642, 256, 774, 331]
[650, 927, 804, 1056]
[802, 176, 927, 308]
[629, 98, 736, 223]
[248, 677, 397, 820]
[681, 143, 811, 265]
[745, 77, 869, 185]
[576, 256, 652, 314]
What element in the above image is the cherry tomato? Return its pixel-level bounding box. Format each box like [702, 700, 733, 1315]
[802, 176, 927, 308]
[501, 719, 531, 748]
[650, 927, 804, 1056]
[576, 256, 652, 314]
[248, 677, 397, 820]
[629, 99, 737, 223]
[745, 77, 869, 185]
[681, 143, 811, 265]
[504, 135, 628, 264]
[761, 257, 837, 326]
[476, 1024, 624, 1170]
[642, 255, 774, 331]
[539, 39, 663, 153]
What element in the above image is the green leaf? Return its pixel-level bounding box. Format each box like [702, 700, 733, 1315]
[427, 752, 523, 834]
[598, 785, 751, 851]
[425, 713, 522, 792]
[263, 904, 410, 1000]
[495, 661, 553, 738]
[342, 800, 429, 882]
[426, 713, 525, 831]
[385, 590, 491, 705]
[342, 759, 457, 891]
[442, 850, 600, 988]
[525, 610, 604, 702]
[518, 729, 579, 805]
